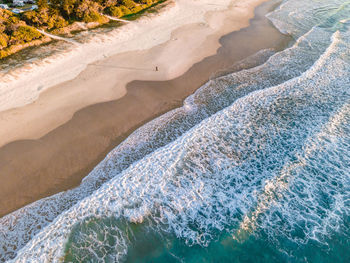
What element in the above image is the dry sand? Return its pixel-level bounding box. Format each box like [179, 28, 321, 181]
[1, 0, 268, 147]
[0, 0, 291, 217]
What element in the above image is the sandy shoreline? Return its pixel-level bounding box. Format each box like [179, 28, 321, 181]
[0, 0, 227, 115]
[0, 0, 291, 217]
[1, 0, 264, 147]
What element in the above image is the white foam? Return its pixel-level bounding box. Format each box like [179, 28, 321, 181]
[2, 0, 350, 261]
[11, 21, 350, 262]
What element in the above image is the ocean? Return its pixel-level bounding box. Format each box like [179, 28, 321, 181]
[1, 0, 350, 262]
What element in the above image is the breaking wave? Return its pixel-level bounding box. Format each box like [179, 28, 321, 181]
[1, 0, 350, 262]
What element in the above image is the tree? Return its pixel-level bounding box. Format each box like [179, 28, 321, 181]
[36, 0, 48, 10]
[62, 0, 77, 18]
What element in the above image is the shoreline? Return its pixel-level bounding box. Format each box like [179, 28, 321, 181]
[0, 0, 233, 145]
[0, 0, 291, 217]
[0, 0, 230, 113]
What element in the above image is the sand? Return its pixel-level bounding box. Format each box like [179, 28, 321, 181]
[1, 0, 267, 147]
[0, 0, 291, 217]
[0, 0, 229, 113]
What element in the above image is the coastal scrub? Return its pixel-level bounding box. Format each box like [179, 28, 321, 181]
[0, 0, 163, 58]
[0, 8, 46, 58]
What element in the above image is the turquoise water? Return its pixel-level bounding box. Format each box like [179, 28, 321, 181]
[63, 212, 350, 262]
[1, 0, 350, 262]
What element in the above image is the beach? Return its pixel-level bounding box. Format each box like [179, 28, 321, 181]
[0, 0, 290, 217]
[1, 0, 349, 260]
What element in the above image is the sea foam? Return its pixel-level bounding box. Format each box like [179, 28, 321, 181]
[1, 0, 350, 262]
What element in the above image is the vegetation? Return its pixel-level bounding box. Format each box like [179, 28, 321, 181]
[0, 8, 44, 58]
[21, 0, 162, 30]
[0, 0, 163, 59]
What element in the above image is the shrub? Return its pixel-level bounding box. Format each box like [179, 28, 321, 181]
[107, 6, 123, 17]
[83, 11, 104, 22]
[55, 17, 69, 28]
[121, 0, 136, 10]
[0, 0, 163, 58]
[10, 25, 42, 44]
[119, 5, 131, 15]
[0, 33, 9, 49]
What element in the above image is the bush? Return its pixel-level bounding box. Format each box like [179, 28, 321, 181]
[0, 33, 9, 49]
[0, 49, 10, 59]
[22, 10, 46, 27]
[75, 0, 103, 22]
[121, 0, 136, 10]
[0, 0, 164, 58]
[10, 25, 42, 44]
[119, 5, 131, 15]
[107, 6, 123, 17]
[53, 15, 69, 29]
[83, 11, 104, 22]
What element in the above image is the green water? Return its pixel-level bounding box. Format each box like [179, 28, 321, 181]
[64, 214, 350, 262]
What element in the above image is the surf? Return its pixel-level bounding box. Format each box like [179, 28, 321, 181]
[1, 0, 350, 261]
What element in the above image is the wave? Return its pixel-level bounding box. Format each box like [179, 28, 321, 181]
[1, 0, 350, 261]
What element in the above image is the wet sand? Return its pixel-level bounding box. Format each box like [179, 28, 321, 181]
[0, 0, 291, 217]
